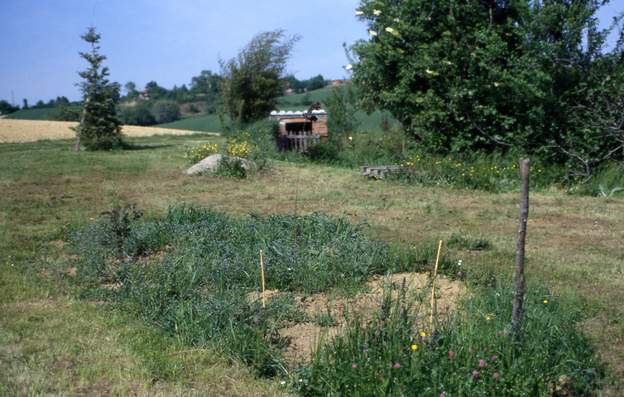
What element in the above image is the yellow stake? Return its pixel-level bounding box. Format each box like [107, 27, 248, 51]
[429, 240, 443, 333]
[260, 249, 266, 309]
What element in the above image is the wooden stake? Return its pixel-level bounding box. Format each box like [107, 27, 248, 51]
[429, 240, 443, 332]
[259, 249, 266, 309]
[512, 159, 530, 333]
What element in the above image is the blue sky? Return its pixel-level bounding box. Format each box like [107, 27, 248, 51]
[0, 0, 622, 104]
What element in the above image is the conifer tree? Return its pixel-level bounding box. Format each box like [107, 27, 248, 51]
[74, 27, 123, 150]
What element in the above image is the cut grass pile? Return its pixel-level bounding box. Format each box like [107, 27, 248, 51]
[0, 119, 213, 143]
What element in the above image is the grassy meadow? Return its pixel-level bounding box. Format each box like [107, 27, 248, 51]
[1, 133, 623, 395]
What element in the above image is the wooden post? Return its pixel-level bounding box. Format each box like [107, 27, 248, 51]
[260, 249, 266, 309]
[511, 159, 530, 333]
[429, 240, 443, 333]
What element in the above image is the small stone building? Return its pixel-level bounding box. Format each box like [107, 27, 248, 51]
[270, 109, 328, 152]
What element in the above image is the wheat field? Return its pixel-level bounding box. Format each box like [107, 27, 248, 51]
[0, 119, 213, 143]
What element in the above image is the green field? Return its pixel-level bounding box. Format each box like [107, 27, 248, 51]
[157, 112, 224, 132]
[5, 107, 59, 120]
[1, 134, 623, 395]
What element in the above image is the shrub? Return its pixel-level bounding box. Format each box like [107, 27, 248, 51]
[151, 100, 180, 124]
[185, 143, 219, 164]
[307, 142, 340, 163]
[215, 156, 248, 178]
[226, 139, 251, 158]
[119, 103, 156, 126]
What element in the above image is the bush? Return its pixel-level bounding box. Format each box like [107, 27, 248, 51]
[215, 156, 248, 179]
[185, 143, 219, 164]
[307, 142, 340, 163]
[119, 103, 156, 126]
[151, 100, 180, 124]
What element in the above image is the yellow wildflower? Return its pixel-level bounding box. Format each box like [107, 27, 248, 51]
[419, 330, 427, 337]
[411, 344, 418, 351]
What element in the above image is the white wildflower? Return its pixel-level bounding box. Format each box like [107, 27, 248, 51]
[385, 27, 399, 36]
[369, 29, 378, 37]
[344, 63, 353, 71]
[355, 10, 364, 16]
[373, 9, 382, 16]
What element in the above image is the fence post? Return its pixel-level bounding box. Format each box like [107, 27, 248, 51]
[511, 158, 530, 333]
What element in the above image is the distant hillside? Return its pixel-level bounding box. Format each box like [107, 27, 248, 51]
[9, 87, 400, 133]
[276, 86, 333, 108]
[158, 113, 224, 132]
[5, 108, 59, 121]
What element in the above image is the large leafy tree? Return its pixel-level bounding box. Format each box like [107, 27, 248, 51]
[220, 30, 299, 124]
[75, 27, 123, 150]
[350, 0, 623, 173]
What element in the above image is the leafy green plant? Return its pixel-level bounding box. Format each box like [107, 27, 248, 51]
[216, 156, 248, 178]
[296, 283, 601, 397]
[185, 143, 219, 164]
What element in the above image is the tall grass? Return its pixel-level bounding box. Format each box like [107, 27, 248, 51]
[296, 282, 601, 396]
[69, 205, 428, 375]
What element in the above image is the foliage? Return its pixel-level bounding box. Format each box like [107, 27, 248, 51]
[306, 142, 340, 163]
[350, 0, 624, 176]
[220, 30, 300, 124]
[296, 283, 600, 396]
[50, 104, 81, 122]
[186, 143, 219, 164]
[150, 100, 180, 124]
[284, 74, 329, 94]
[226, 138, 252, 158]
[392, 152, 557, 192]
[74, 27, 123, 150]
[0, 100, 19, 115]
[326, 85, 360, 150]
[215, 157, 249, 179]
[118, 102, 156, 126]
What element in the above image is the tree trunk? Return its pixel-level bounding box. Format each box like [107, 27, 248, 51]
[511, 158, 530, 333]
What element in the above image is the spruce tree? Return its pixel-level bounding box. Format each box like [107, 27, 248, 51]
[74, 27, 123, 150]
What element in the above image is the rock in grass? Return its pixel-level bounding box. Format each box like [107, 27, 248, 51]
[185, 154, 254, 176]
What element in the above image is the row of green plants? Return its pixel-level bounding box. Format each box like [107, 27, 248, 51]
[67, 204, 601, 395]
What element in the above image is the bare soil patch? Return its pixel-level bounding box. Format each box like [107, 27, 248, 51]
[249, 272, 465, 365]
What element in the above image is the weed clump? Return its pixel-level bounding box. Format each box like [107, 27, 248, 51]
[296, 283, 601, 396]
[70, 205, 407, 375]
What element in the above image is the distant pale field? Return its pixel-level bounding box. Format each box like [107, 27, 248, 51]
[0, 119, 213, 143]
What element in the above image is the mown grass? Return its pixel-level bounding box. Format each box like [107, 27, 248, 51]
[1, 135, 623, 395]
